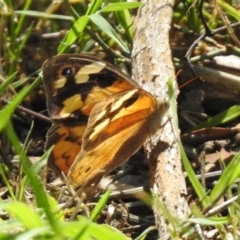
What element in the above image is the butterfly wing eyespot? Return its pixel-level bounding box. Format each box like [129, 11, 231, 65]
[43, 54, 160, 187]
[61, 67, 74, 76]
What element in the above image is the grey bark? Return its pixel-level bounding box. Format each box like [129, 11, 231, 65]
[132, 0, 190, 238]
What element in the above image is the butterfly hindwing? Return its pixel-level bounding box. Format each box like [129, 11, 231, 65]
[46, 123, 85, 175]
[67, 89, 157, 188]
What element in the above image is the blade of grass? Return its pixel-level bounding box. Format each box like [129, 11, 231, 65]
[58, 0, 103, 53]
[18, 147, 49, 202]
[89, 13, 129, 54]
[168, 77, 179, 134]
[90, 190, 110, 221]
[114, 3, 134, 42]
[4, 123, 60, 235]
[14, 226, 50, 240]
[218, 0, 240, 21]
[114, 9, 133, 42]
[191, 105, 240, 131]
[57, 216, 130, 239]
[134, 226, 157, 240]
[0, 218, 22, 232]
[1, 201, 43, 229]
[99, 2, 144, 12]
[0, 71, 18, 95]
[151, 190, 179, 238]
[63, 0, 80, 20]
[210, 153, 240, 204]
[0, 163, 16, 201]
[0, 75, 41, 132]
[0, 86, 30, 132]
[168, 78, 209, 206]
[58, 15, 89, 54]
[186, 216, 230, 225]
[9, 23, 34, 75]
[179, 141, 210, 207]
[46, 194, 64, 222]
[14, 0, 31, 37]
[98, 2, 144, 42]
[14, 10, 73, 21]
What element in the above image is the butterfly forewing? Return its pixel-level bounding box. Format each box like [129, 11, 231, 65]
[43, 54, 138, 121]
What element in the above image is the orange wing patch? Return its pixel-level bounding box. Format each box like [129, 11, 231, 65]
[46, 124, 86, 175]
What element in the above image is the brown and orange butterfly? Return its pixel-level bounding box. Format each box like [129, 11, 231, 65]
[42, 54, 164, 189]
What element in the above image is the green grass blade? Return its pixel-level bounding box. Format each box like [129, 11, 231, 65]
[186, 216, 230, 225]
[4, 123, 60, 234]
[63, 0, 80, 20]
[191, 105, 240, 130]
[17, 23, 34, 53]
[0, 202, 43, 229]
[14, 0, 31, 37]
[58, 0, 103, 53]
[190, 202, 204, 218]
[151, 190, 184, 238]
[0, 162, 16, 201]
[218, 0, 240, 21]
[210, 153, 240, 204]
[46, 194, 64, 222]
[14, 227, 50, 240]
[0, 86, 30, 132]
[0, 71, 18, 95]
[114, 4, 134, 41]
[18, 148, 49, 201]
[0, 219, 22, 232]
[56, 217, 130, 239]
[89, 13, 129, 54]
[134, 226, 157, 240]
[99, 2, 144, 12]
[0, 75, 41, 132]
[26, 148, 50, 177]
[69, 221, 90, 240]
[88, 223, 129, 240]
[100, 1, 143, 41]
[179, 142, 210, 207]
[90, 190, 110, 221]
[86, 0, 104, 15]
[12, 76, 32, 88]
[168, 77, 179, 133]
[58, 15, 89, 54]
[168, 78, 209, 206]
[14, 10, 73, 21]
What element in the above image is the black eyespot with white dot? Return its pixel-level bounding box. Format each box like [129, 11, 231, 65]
[61, 67, 73, 76]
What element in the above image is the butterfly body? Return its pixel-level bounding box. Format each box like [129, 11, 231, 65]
[43, 54, 162, 188]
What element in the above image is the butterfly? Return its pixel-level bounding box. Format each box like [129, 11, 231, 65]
[42, 54, 165, 189]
